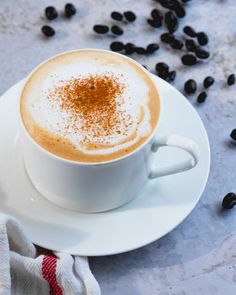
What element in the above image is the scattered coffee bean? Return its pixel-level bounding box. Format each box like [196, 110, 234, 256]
[111, 11, 123, 21]
[184, 26, 195, 38]
[45, 6, 58, 20]
[183, 26, 196, 37]
[165, 11, 178, 33]
[157, 71, 170, 80]
[195, 49, 210, 59]
[110, 41, 124, 52]
[184, 79, 197, 94]
[151, 9, 163, 20]
[160, 32, 174, 44]
[41, 25, 55, 37]
[111, 25, 123, 35]
[93, 25, 109, 34]
[181, 54, 197, 66]
[146, 43, 159, 54]
[227, 74, 235, 86]
[124, 43, 135, 55]
[197, 32, 209, 46]
[155, 63, 170, 80]
[135, 47, 146, 54]
[147, 18, 162, 28]
[174, 3, 186, 18]
[157, 0, 175, 10]
[222, 193, 236, 209]
[197, 91, 207, 103]
[155, 62, 169, 73]
[203, 76, 215, 89]
[65, 3, 76, 18]
[185, 39, 198, 52]
[169, 70, 176, 82]
[230, 129, 236, 141]
[171, 39, 183, 50]
[124, 11, 136, 22]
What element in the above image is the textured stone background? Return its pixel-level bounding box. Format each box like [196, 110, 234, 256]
[0, 0, 236, 294]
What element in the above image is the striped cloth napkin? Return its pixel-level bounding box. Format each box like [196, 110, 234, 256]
[0, 213, 101, 295]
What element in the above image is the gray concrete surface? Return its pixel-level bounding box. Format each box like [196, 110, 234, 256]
[0, 0, 236, 294]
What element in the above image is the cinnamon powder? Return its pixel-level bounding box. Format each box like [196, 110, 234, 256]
[48, 73, 132, 147]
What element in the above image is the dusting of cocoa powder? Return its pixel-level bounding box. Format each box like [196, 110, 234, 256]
[48, 73, 132, 147]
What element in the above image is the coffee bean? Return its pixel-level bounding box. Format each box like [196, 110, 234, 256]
[165, 11, 178, 33]
[110, 41, 124, 52]
[111, 11, 123, 21]
[230, 129, 236, 141]
[157, 0, 176, 10]
[93, 25, 109, 34]
[197, 32, 209, 46]
[135, 47, 146, 54]
[170, 39, 183, 50]
[203, 76, 215, 89]
[45, 6, 58, 20]
[197, 91, 207, 103]
[147, 18, 162, 28]
[184, 79, 197, 94]
[65, 3, 76, 18]
[157, 70, 170, 80]
[41, 25, 55, 37]
[124, 11, 136, 22]
[151, 9, 163, 21]
[185, 39, 198, 52]
[160, 32, 175, 44]
[195, 49, 210, 59]
[169, 70, 176, 81]
[155, 62, 169, 73]
[124, 43, 135, 55]
[146, 43, 159, 54]
[111, 25, 123, 35]
[181, 54, 197, 66]
[222, 193, 236, 209]
[183, 26, 196, 37]
[174, 3, 186, 18]
[227, 74, 235, 86]
[155, 63, 170, 80]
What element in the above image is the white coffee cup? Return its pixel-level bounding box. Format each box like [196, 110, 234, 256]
[19, 49, 199, 213]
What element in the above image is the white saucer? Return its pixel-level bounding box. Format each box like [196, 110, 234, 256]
[0, 76, 210, 256]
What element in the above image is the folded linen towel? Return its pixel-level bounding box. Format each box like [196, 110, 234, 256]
[0, 213, 101, 295]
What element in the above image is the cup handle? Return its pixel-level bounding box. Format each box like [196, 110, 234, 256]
[148, 135, 200, 179]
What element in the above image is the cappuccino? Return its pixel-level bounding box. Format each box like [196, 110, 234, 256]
[20, 50, 160, 163]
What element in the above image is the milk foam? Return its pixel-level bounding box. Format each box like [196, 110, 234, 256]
[24, 53, 154, 156]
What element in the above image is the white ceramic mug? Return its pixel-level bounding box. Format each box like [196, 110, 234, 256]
[19, 49, 199, 213]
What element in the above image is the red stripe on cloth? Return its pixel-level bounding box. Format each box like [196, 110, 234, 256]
[42, 254, 63, 295]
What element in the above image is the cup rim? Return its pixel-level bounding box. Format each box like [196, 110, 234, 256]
[19, 48, 162, 166]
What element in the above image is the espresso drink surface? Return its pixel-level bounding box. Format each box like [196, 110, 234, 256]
[20, 50, 160, 163]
